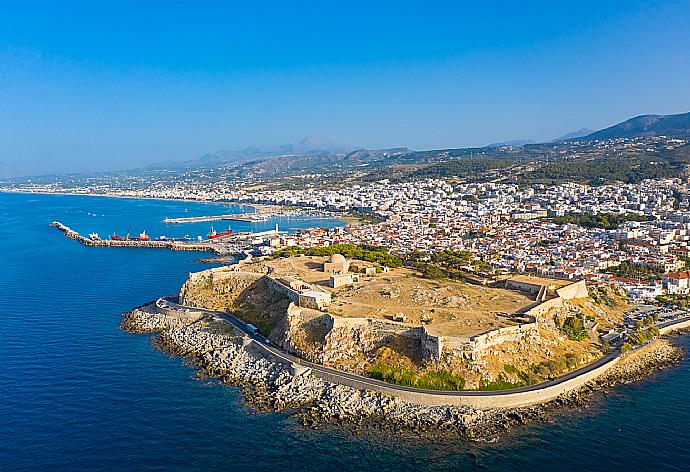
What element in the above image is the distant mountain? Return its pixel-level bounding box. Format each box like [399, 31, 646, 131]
[228, 146, 415, 178]
[582, 112, 690, 141]
[487, 139, 537, 148]
[0, 161, 30, 178]
[554, 128, 594, 141]
[147, 136, 357, 169]
[343, 147, 413, 161]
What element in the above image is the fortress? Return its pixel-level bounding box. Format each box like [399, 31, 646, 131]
[179, 255, 590, 371]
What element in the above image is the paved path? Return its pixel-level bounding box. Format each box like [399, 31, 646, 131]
[162, 298, 690, 398]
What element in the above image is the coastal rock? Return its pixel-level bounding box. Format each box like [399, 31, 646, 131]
[119, 306, 202, 334]
[120, 305, 686, 440]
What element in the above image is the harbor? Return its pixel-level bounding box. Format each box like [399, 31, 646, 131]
[49, 220, 281, 257]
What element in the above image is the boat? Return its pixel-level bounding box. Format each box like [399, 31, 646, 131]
[110, 226, 151, 241]
[136, 230, 150, 241]
[207, 226, 233, 239]
[88, 232, 101, 241]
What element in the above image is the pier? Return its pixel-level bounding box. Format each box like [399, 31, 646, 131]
[50, 221, 227, 254]
[163, 213, 265, 224]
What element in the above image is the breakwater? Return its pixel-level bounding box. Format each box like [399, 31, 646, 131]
[49, 221, 225, 254]
[163, 214, 261, 224]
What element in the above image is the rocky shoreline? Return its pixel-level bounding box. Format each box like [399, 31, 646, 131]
[120, 305, 685, 440]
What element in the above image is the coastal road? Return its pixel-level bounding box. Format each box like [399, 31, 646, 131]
[162, 298, 690, 398]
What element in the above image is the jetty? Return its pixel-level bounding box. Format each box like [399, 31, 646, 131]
[50, 221, 227, 255]
[163, 213, 266, 224]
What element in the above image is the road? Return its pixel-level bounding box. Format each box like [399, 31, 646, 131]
[161, 297, 690, 398]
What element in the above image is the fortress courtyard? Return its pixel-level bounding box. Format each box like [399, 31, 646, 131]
[263, 255, 541, 338]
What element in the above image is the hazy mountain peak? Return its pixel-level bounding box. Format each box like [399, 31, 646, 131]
[486, 139, 537, 148]
[146, 136, 357, 169]
[554, 128, 595, 141]
[583, 111, 690, 140]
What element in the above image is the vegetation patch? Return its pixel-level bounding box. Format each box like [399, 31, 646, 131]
[561, 316, 589, 341]
[406, 157, 514, 180]
[604, 262, 665, 281]
[227, 303, 277, 337]
[552, 212, 654, 230]
[368, 365, 466, 391]
[273, 243, 403, 268]
[520, 158, 683, 186]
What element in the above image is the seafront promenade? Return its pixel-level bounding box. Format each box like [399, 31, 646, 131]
[155, 296, 690, 409]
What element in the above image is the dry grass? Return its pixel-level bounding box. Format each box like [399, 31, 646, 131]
[265, 256, 536, 337]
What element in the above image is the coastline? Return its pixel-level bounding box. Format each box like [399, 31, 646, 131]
[0, 188, 257, 208]
[120, 304, 685, 439]
[1, 188, 349, 226]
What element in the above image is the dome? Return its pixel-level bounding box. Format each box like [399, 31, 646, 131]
[329, 254, 346, 264]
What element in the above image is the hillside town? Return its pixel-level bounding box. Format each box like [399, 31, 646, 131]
[5, 166, 690, 304]
[234, 177, 690, 303]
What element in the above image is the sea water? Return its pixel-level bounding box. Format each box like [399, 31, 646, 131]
[1, 192, 689, 471]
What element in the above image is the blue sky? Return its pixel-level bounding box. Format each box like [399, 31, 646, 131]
[1, 0, 690, 175]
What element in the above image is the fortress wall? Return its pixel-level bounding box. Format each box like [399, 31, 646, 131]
[321, 317, 427, 364]
[437, 322, 539, 360]
[523, 296, 565, 318]
[556, 280, 589, 300]
[421, 331, 443, 361]
[179, 269, 263, 307]
[266, 276, 301, 302]
[273, 303, 335, 362]
[469, 323, 539, 351]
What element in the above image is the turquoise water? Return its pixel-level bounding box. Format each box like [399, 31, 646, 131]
[1, 192, 689, 471]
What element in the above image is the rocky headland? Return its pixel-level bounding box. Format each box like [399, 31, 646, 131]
[120, 305, 685, 440]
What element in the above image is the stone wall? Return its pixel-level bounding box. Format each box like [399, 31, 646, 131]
[556, 280, 589, 300]
[178, 269, 590, 367]
[266, 276, 301, 302]
[322, 317, 426, 365]
[522, 296, 565, 319]
[312, 355, 621, 409]
[179, 268, 263, 308]
[272, 303, 334, 362]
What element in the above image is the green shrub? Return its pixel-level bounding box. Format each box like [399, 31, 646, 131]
[274, 243, 403, 268]
[368, 365, 466, 391]
[562, 316, 588, 341]
[479, 377, 527, 391]
[416, 370, 466, 391]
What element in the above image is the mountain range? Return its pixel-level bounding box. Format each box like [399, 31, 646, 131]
[147, 136, 357, 169]
[486, 129, 595, 148]
[580, 112, 690, 141]
[485, 111, 690, 148]
[3, 112, 690, 179]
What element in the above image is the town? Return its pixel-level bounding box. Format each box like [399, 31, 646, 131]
[7, 134, 690, 388]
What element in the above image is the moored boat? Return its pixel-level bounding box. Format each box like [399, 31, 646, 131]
[207, 226, 233, 239]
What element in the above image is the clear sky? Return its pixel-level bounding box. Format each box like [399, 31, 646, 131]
[1, 0, 690, 175]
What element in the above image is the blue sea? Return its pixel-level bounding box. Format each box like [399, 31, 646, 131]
[1, 192, 690, 471]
